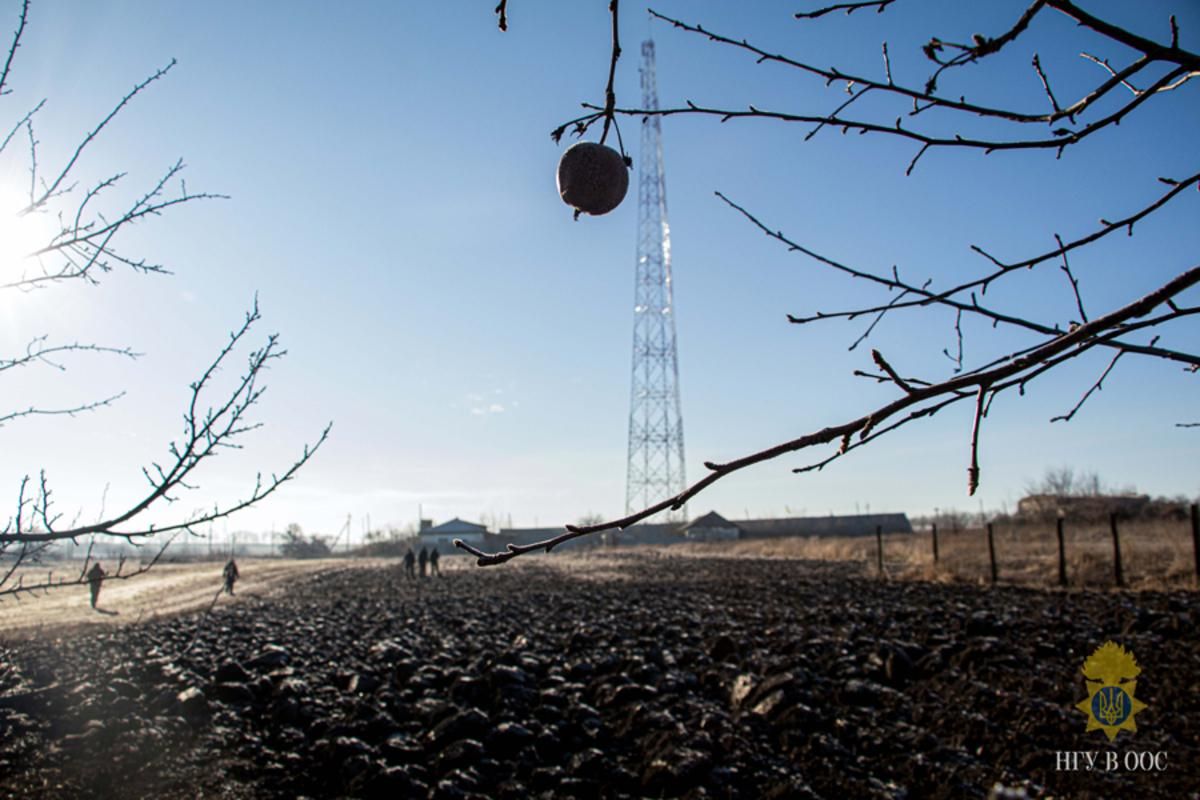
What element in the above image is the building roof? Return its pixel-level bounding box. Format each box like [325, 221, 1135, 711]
[421, 517, 488, 535]
[684, 510, 739, 532]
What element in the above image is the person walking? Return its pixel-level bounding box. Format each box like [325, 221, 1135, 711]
[403, 548, 415, 579]
[429, 547, 440, 577]
[418, 546, 428, 578]
[223, 558, 240, 595]
[86, 562, 106, 609]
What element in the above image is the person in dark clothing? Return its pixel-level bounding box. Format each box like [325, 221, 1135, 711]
[418, 546, 428, 578]
[429, 547, 440, 577]
[403, 548, 415, 579]
[86, 562, 106, 609]
[223, 558, 240, 595]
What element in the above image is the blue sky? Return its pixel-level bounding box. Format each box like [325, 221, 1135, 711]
[2, 1, 1196, 542]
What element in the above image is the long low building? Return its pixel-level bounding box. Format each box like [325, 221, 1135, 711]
[732, 512, 912, 538]
[494, 511, 912, 548]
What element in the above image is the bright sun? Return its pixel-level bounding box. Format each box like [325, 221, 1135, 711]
[0, 184, 58, 280]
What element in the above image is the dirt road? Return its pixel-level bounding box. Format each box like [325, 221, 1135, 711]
[0, 558, 362, 638]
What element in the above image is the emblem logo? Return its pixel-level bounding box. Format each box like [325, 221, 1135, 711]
[1075, 641, 1147, 741]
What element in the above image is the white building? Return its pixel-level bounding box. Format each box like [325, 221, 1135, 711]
[418, 517, 488, 552]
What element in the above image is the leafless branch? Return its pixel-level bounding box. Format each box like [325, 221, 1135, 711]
[550, 0, 626, 159]
[642, 7, 1187, 129]
[7, 159, 228, 290]
[1, 28, 327, 598]
[720, 191, 1200, 371]
[458, 266, 1200, 564]
[494, 0, 508, 32]
[576, 62, 1186, 159]
[872, 349, 913, 394]
[944, 309, 964, 373]
[1051, 350, 1124, 423]
[0, 392, 126, 428]
[0, 532, 178, 601]
[599, 0, 621, 148]
[1056, 233, 1087, 324]
[1047, 0, 1200, 71]
[1031, 54, 1062, 113]
[479, 2, 1200, 567]
[0, 0, 28, 99]
[967, 385, 988, 495]
[30, 60, 175, 210]
[1, 303, 331, 568]
[795, 0, 896, 20]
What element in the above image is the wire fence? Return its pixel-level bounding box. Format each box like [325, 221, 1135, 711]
[870, 504, 1200, 590]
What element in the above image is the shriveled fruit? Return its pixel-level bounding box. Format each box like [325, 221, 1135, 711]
[556, 141, 629, 216]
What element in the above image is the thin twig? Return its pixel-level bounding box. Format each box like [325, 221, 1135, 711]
[1056, 233, 1087, 324]
[722, 190, 1200, 370]
[1032, 54, 1062, 113]
[0, 0, 29, 99]
[872, 349, 914, 393]
[795, 0, 895, 20]
[1051, 351, 1122, 422]
[598, 0, 621, 148]
[967, 384, 988, 495]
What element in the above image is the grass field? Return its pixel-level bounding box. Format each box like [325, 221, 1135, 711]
[673, 517, 1199, 590]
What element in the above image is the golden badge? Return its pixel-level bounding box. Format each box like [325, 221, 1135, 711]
[1075, 641, 1147, 742]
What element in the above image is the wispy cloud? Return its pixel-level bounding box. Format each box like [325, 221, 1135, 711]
[465, 386, 512, 416]
[471, 402, 505, 416]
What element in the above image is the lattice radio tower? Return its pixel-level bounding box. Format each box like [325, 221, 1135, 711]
[625, 39, 686, 522]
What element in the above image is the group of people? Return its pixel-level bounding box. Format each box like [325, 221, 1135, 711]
[85, 543, 446, 610]
[403, 546, 440, 579]
[84, 557, 240, 611]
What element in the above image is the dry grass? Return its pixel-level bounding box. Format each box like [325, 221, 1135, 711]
[673, 518, 1199, 591]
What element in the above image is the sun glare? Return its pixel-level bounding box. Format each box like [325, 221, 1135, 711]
[0, 184, 58, 279]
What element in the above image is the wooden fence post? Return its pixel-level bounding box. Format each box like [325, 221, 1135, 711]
[1056, 516, 1067, 588]
[931, 522, 939, 565]
[1192, 504, 1199, 586]
[986, 522, 998, 585]
[876, 525, 884, 576]
[1110, 512, 1125, 589]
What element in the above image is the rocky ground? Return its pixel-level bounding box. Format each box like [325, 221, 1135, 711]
[0, 551, 1196, 799]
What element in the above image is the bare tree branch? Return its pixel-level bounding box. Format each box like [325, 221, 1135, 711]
[717, 191, 1200, 370]
[459, 267, 1200, 564]
[473, 3, 1200, 567]
[0, 0, 28, 99]
[795, 0, 896, 21]
[1051, 350, 1124, 423]
[1, 26, 328, 595]
[0, 532, 178, 601]
[1, 302, 332, 547]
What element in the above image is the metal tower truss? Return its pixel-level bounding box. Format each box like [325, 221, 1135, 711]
[625, 39, 687, 522]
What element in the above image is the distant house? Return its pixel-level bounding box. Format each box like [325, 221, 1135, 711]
[683, 511, 741, 541]
[735, 513, 912, 538]
[419, 518, 488, 551]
